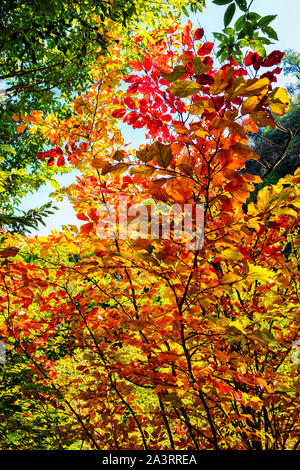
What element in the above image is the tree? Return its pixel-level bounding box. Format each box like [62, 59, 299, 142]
[0, 0, 205, 230]
[0, 20, 299, 450]
[244, 48, 300, 200]
[282, 49, 300, 81]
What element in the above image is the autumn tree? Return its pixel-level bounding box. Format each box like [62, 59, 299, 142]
[0, 20, 299, 450]
[0, 0, 205, 232]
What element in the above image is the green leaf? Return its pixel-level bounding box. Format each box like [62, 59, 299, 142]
[247, 12, 261, 21]
[213, 32, 227, 41]
[182, 5, 188, 16]
[6, 433, 17, 443]
[234, 15, 246, 31]
[0, 144, 16, 155]
[258, 15, 277, 28]
[223, 27, 235, 36]
[224, 3, 236, 27]
[262, 26, 278, 40]
[243, 21, 254, 38]
[235, 0, 247, 12]
[213, 0, 233, 5]
[257, 37, 272, 45]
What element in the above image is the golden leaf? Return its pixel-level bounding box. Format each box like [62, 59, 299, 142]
[192, 57, 211, 75]
[251, 111, 276, 129]
[129, 165, 155, 178]
[150, 141, 173, 168]
[241, 96, 262, 115]
[189, 99, 215, 115]
[234, 78, 270, 97]
[136, 146, 153, 163]
[268, 87, 290, 116]
[168, 80, 201, 98]
[101, 162, 129, 176]
[161, 65, 186, 82]
[112, 150, 124, 161]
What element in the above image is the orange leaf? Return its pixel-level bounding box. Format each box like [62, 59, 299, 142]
[17, 123, 26, 133]
[80, 222, 94, 234]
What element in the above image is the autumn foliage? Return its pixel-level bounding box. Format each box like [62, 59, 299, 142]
[0, 21, 299, 450]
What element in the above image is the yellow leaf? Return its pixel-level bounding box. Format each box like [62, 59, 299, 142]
[268, 87, 290, 116]
[29, 125, 38, 135]
[221, 272, 241, 284]
[247, 264, 274, 283]
[241, 96, 262, 115]
[189, 99, 215, 115]
[219, 247, 242, 262]
[210, 67, 235, 95]
[269, 87, 290, 104]
[168, 80, 201, 98]
[49, 180, 60, 191]
[234, 78, 270, 97]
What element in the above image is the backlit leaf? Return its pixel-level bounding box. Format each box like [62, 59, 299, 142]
[169, 80, 201, 98]
[161, 66, 187, 82]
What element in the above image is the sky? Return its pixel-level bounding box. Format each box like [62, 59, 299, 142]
[18, 0, 300, 236]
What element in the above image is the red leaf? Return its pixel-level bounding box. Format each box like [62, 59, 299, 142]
[234, 67, 247, 77]
[193, 28, 204, 40]
[244, 52, 264, 71]
[262, 50, 285, 67]
[124, 96, 137, 110]
[37, 151, 46, 161]
[132, 34, 142, 43]
[127, 83, 140, 94]
[88, 207, 99, 222]
[80, 222, 94, 234]
[47, 156, 55, 166]
[227, 55, 239, 66]
[112, 108, 126, 118]
[260, 71, 277, 83]
[53, 146, 63, 155]
[77, 213, 89, 221]
[203, 56, 213, 66]
[128, 60, 143, 71]
[56, 155, 65, 166]
[143, 55, 152, 72]
[197, 42, 214, 56]
[197, 74, 214, 85]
